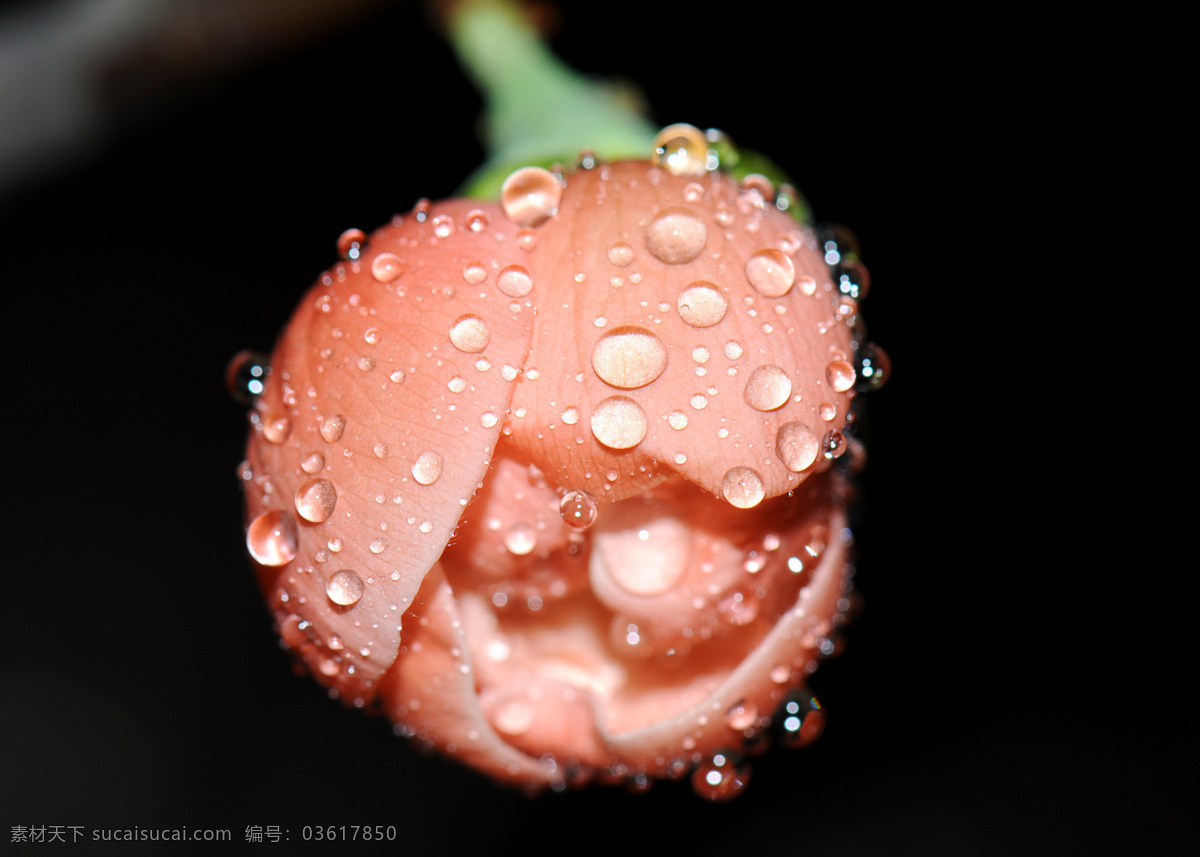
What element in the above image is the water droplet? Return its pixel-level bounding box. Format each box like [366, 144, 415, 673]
[465, 208, 489, 232]
[515, 228, 539, 251]
[744, 249, 795, 297]
[560, 490, 598, 530]
[448, 376, 467, 393]
[319, 414, 346, 443]
[645, 208, 707, 264]
[776, 422, 818, 472]
[371, 252, 403, 283]
[500, 166, 562, 227]
[418, 520, 434, 534]
[854, 342, 891, 392]
[590, 396, 648, 449]
[369, 537, 387, 554]
[677, 282, 728, 328]
[608, 242, 634, 266]
[326, 569, 364, 606]
[449, 315, 490, 353]
[726, 700, 758, 731]
[651, 123, 709, 176]
[819, 402, 837, 421]
[462, 262, 487, 284]
[722, 467, 766, 509]
[412, 451, 444, 485]
[775, 691, 825, 749]
[504, 523, 537, 555]
[356, 356, 375, 372]
[743, 364, 792, 412]
[668, 410, 688, 430]
[690, 394, 708, 410]
[822, 429, 846, 460]
[496, 265, 533, 297]
[592, 326, 668, 389]
[337, 228, 366, 261]
[246, 510, 299, 566]
[691, 752, 749, 802]
[300, 451, 325, 474]
[262, 413, 291, 444]
[373, 442, 388, 459]
[226, 350, 269, 404]
[294, 478, 337, 523]
[492, 699, 535, 735]
[431, 214, 454, 238]
[825, 360, 856, 393]
[480, 411, 498, 428]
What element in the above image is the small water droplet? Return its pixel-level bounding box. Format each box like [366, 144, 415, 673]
[262, 413, 291, 444]
[356, 356, 375, 372]
[668, 410, 688, 430]
[822, 429, 846, 460]
[319, 414, 346, 443]
[608, 241, 634, 266]
[677, 282, 728, 328]
[226, 350, 269, 404]
[369, 537, 388, 554]
[300, 451, 325, 474]
[651, 123, 709, 176]
[448, 376, 467, 393]
[431, 214, 454, 238]
[690, 394, 708, 410]
[504, 523, 537, 555]
[724, 340, 744, 361]
[819, 402, 837, 421]
[515, 228, 539, 251]
[591, 396, 648, 449]
[743, 365, 792, 411]
[449, 315, 490, 353]
[721, 467, 766, 509]
[744, 249, 796, 297]
[412, 451, 444, 485]
[246, 510, 299, 566]
[418, 520, 433, 534]
[854, 342, 891, 392]
[496, 265, 533, 297]
[371, 252, 403, 283]
[776, 422, 818, 472]
[463, 262, 487, 284]
[645, 208, 707, 264]
[337, 228, 367, 261]
[480, 411, 498, 428]
[492, 699, 536, 735]
[326, 569, 364, 606]
[294, 478, 337, 523]
[560, 489, 598, 530]
[373, 442, 388, 459]
[592, 326, 668, 389]
[691, 752, 749, 802]
[466, 208, 489, 232]
[500, 166, 562, 227]
[726, 700, 758, 731]
[825, 360, 856, 393]
[390, 369, 406, 384]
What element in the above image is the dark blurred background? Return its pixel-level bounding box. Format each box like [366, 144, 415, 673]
[1, 1, 1189, 854]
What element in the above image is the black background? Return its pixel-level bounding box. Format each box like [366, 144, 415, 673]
[1, 2, 1190, 854]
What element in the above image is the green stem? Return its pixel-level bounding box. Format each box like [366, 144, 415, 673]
[446, 0, 657, 198]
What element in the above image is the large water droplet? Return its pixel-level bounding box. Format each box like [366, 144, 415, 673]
[592, 326, 668, 389]
[691, 752, 749, 802]
[412, 451, 444, 485]
[319, 414, 346, 443]
[450, 315, 490, 353]
[246, 510, 299, 566]
[744, 249, 796, 297]
[560, 490, 598, 531]
[294, 478, 337, 523]
[226, 350, 269, 404]
[371, 252, 403, 283]
[677, 282, 728, 328]
[825, 360, 856, 393]
[645, 208, 707, 264]
[326, 569, 364, 606]
[722, 467, 766, 509]
[496, 265, 533, 297]
[651, 123, 709, 176]
[743, 364, 792, 411]
[500, 166, 562, 227]
[776, 422, 818, 472]
[591, 396, 648, 449]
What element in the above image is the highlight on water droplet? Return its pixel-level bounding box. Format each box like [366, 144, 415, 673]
[319, 414, 346, 443]
[721, 466, 766, 509]
[449, 314, 490, 353]
[644, 208, 707, 264]
[825, 360, 856, 393]
[371, 252, 403, 283]
[246, 510, 299, 566]
[677, 282, 728, 328]
[743, 364, 792, 412]
[294, 478, 337, 523]
[412, 451, 444, 485]
[500, 166, 562, 227]
[591, 396, 648, 449]
[776, 422, 819, 472]
[496, 265, 533, 297]
[744, 249, 796, 297]
[560, 489, 598, 531]
[592, 326, 668, 389]
[651, 123, 709, 177]
[326, 568, 364, 606]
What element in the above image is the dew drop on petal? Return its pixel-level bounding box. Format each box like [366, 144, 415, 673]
[854, 342, 891, 392]
[226, 350, 269, 403]
[651, 123, 709, 177]
[726, 700, 758, 731]
[692, 753, 750, 802]
[677, 282, 728, 328]
[337, 228, 366, 261]
[319, 414, 346, 443]
[246, 510, 299, 566]
[480, 411, 498, 428]
[466, 209, 489, 232]
[822, 429, 846, 460]
[294, 478, 337, 523]
[592, 326, 668, 389]
[300, 451, 325, 474]
[371, 252, 403, 283]
[450, 315, 490, 353]
[591, 396, 648, 449]
[262, 414, 291, 444]
[560, 490, 599, 531]
[724, 340, 744, 360]
[448, 376, 467, 393]
[516, 228, 539, 251]
[744, 249, 796, 297]
[496, 265, 533, 297]
[668, 410, 688, 430]
[721, 466, 766, 509]
[743, 364, 792, 411]
[608, 242, 634, 266]
[504, 523, 537, 556]
[412, 451, 444, 485]
[326, 569, 364, 606]
[431, 214, 454, 238]
[463, 262, 487, 284]
[776, 422, 819, 473]
[645, 208, 707, 264]
[500, 166, 562, 227]
[776, 691, 826, 749]
[825, 360, 857, 393]
[562, 406, 580, 425]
